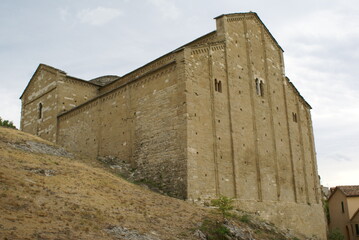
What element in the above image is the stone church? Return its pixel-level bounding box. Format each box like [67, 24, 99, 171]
[20, 12, 327, 238]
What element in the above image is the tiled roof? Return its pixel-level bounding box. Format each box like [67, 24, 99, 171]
[337, 185, 359, 197]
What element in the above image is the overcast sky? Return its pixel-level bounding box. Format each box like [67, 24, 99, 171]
[1, 0, 358, 188]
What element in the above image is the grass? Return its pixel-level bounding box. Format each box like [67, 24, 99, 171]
[200, 218, 230, 240]
[0, 127, 307, 240]
[0, 127, 207, 239]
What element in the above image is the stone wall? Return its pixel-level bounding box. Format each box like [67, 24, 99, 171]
[57, 52, 188, 198]
[185, 13, 326, 239]
[21, 65, 100, 143]
[21, 66, 62, 142]
[20, 12, 327, 239]
[57, 76, 99, 114]
[58, 99, 100, 157]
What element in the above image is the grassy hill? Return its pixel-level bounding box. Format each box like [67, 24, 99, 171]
[0, 127, 307, 240]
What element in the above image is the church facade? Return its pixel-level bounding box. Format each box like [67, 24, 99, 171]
[20, 12, 327, 238]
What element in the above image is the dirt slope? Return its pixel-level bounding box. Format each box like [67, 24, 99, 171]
[0, 127, 307, 240]
[0, 127, 209, 239]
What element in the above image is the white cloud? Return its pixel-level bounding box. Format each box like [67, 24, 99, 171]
[59, 8, 69, 22]
[283, 10, 359, 42]
[0, 89, 21, 128]
[77, 7, 122, 26]
[277, 7, 359, 188]
[147, 0, 180, 20]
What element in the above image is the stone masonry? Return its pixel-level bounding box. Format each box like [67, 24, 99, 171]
[20, 12, 327, 239]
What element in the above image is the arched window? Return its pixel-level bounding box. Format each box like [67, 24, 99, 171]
[214, 79, 222, 93]
[255, 78, 264, 97]
[38, 103, 43, 119]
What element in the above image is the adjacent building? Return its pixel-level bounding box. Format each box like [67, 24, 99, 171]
[20, 12, 327, 239]
[329, 185, 359, 240]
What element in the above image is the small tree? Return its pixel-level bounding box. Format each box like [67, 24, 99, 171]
[211, 195, 234, 220]
[328, 228, 344, 240]
[0, 117, 17, 129]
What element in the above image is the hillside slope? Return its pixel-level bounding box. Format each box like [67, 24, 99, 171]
[0, 127, 310, 240]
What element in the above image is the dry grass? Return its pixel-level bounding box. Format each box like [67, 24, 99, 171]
[0, 127, 208, 239]
[0, 127, 304, 240]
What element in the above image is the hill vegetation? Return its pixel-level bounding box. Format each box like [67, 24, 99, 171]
[0, 127, 311, 240]
[0, 117, 16, 129]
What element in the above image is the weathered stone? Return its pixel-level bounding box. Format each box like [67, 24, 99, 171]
[9, 141, 73, 158]
[19, 12, 326, 239]
[193, 229, 207, 240]
[24, 167, 56, 176]
[104, 226, 161, 240]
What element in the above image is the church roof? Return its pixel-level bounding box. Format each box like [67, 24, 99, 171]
[20, 64, 101, 99]
[329, 185, 359, 200]
[19, 64, 65, 99]
[215, 12, 284, 52]
[90, 75, 120, 86]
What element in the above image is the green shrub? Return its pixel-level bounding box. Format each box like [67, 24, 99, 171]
[0, 117, 17, 129]
[211, 195, 234, 220]
[328, 228, 344, 240]
[200, 219, 230, 240]
[239, 214, 250, 223]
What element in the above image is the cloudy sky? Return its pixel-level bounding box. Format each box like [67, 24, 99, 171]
[1, 0, 358, 187]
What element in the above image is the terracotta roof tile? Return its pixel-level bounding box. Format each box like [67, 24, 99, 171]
[337, 185, 359, 197]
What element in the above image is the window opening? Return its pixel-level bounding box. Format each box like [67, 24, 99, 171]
[355, 224, 359, 235]
[38, 103, 43, 119]
[341, 201, 345, 213]
[255, 78, 264, 96]
[292, 112, 298, 122]
[259, 81, 264, 96]
[218, 80, 222, 93]
[214, 79, 222, 93]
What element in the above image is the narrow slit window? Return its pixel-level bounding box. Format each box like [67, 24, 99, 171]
[214, 79, 222, 93]
[255, 78, 264, 96]
[341, 201, 345, 213]
[292, 112, 297, 123]
[259, 80, 264, 97]
[38, 103, 43, 119]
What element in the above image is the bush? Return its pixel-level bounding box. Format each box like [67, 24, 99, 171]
[239, 214, 250, 223]
[328, 228, 344, 240]
[200, 219, 230, 240]
[0, 117, 17, 129]
[211, 195, 234, 220]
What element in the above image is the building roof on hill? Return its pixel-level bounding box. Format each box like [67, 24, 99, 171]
[338, 185, 359, 196]
[329, 185, 359, 199]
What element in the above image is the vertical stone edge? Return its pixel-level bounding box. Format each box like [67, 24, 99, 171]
[260, 25, 281, 201]
[208, 46, 220, 196]
[244, 18, 262, 202]
[281, 80, 298, 202]
[296, 100, 310, 203]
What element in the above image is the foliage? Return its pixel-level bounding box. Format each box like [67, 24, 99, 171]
[239, 214, 250, 223]
[211, 195, 234, 220]
[0, 117, 17, 129]
[328, 228, 344, 240]
[200, 219, 230, 240]
[323, 199, 330, 223]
